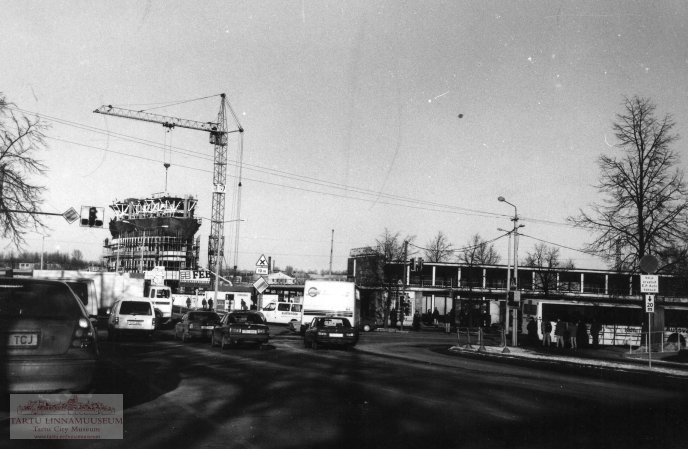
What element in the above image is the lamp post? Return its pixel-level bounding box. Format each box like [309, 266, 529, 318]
[40, 234, 50, 270]
[498, 196, 524, 346]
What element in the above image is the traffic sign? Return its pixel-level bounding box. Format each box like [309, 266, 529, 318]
[640, 275, 659, 293]
[646, 294, 655, 313]
[62, 207, 79, 224]
[256, 267, 268, 275]
[256, 254, 268, 267]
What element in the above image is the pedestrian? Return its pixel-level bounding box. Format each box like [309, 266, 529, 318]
[390, 308, 397, 327]
[568, 320, 578, 349]
[208, 298, 214, 310]
[555, 318, 566, 348]
[432, 307, 440, 326]
[576, 320, 589, 348]
[412, 310, 421, 331]
[542, 320, 552, 347]
[186, 297, 191, 310]
[201, 298, 208, 310]
[527, 317, 538, 346]
[590, 319, 602, 348]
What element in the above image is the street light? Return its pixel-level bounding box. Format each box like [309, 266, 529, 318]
[40, 234, 51, 270]
[498, 196, 524, 347]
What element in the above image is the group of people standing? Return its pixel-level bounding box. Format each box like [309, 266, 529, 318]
[527, 317, 603, 349]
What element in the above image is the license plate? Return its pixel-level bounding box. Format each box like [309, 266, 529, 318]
[7, 332, 39, 348]
[127, 320, 142, 326]
[201, 326, 214, 330]
[242, 329, 258, 334]
[330, 333, 343, 338]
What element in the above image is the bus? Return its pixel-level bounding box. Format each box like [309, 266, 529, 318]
[526, 299, 688, 347]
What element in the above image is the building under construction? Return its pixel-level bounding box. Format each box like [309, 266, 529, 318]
[103, 194, 201, 273]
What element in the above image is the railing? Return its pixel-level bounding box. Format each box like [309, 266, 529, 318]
[455, 326, 506, 351]
[626, 330, 686, 358]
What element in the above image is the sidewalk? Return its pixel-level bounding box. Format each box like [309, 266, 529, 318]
[448, 341, 688, 378]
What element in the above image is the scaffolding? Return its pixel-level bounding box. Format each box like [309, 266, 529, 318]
[102, 194, 201, 273]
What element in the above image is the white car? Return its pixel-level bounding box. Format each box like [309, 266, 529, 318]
[108, 298, 157, 340]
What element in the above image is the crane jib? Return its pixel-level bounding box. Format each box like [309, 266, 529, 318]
[93, 105, 230, 134]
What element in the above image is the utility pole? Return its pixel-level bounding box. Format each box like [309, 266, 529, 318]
[329, 229, 334, 276]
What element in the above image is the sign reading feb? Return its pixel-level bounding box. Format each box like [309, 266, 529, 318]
[640, 275, 659, 293]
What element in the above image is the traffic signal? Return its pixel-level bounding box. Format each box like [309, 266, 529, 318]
[80, 206, 104, 228]
[410, 258, 416, 271]
[508, 290, 521, 307]
[417, 258, 424, 270]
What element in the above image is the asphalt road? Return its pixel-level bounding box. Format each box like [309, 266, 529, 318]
[2, 326, 687, 449]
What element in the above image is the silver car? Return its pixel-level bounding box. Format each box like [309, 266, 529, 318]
[1, 277, 99, 392]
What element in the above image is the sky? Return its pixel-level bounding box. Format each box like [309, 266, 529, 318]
[3, 0, 688, 272]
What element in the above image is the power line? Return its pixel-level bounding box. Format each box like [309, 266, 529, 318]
[16, 106, 577, 229]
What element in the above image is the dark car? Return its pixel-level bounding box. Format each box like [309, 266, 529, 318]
[174, 311, 221, 341]
[304, 316, 359, 350]
[0, 277, 99, 392]
[210, 311, 269, 349]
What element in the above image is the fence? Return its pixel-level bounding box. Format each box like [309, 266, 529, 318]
[626, 330, 685, 358]
[455, 326, 506, 351]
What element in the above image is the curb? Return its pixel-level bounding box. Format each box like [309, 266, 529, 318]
[446, 346, 688, 386]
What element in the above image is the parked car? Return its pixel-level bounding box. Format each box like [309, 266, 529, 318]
[304, 316, 359, 350]
[174, 311, 221, 341]
[108, 298, 157, 340]
[211, 311, 269, 349]
[0, 277, 99, 392]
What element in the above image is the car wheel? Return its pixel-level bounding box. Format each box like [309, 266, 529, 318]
[221, 336, 227, 350]
[210, 334, 216, 347]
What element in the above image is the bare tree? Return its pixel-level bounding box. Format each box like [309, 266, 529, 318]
[423, 231, 453, 263]
[373, 228, 415, 329]
[0, 94, 48, 247]
[523, 243, 573, 296]
[459, 233, 501, 265]
[569, 96, 688, 271]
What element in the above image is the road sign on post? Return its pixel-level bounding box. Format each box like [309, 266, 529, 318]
[646, 294, 655, 313]
[640, 275, 659, 293]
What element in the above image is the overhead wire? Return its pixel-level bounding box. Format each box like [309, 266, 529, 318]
[13, 105, 582, 233]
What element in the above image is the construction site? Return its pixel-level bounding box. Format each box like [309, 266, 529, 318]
[102, 194, 202, 274]
[95, 94, 244, 293]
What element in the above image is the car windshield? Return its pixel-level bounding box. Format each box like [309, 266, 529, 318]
[188, 312, 220, 322]
[228, 313, 264, 324]
[0, 279, 82, 319]
[317, 318, 351, 328]
[119, 301, 152, 315]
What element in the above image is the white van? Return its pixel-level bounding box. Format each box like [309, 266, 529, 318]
[146, 285, 172, 322]
[261, 300, 303, 324]
[300, 281, 359, 332]
[108, 298, 157, 340]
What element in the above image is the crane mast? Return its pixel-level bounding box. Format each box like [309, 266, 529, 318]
[94, 94, 244, 284]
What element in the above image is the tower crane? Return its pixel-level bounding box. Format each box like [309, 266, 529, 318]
[94, 94, 244, 290]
